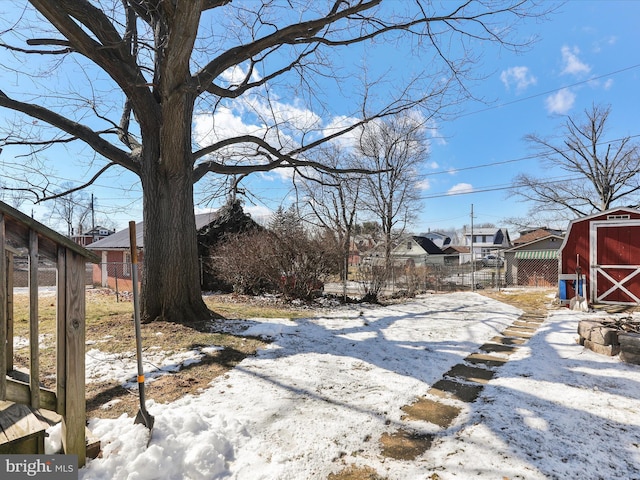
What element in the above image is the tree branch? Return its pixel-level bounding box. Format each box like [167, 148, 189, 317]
[0, 89, 138, 173]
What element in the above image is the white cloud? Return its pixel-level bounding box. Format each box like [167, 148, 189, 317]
[603, 78, 614, 90]
[560, 46, 591, 76]
[545, 88, 575, 115]
[500, 66, 537, 92]
[447, 183, 474, 195]
[220, 64, 262, 86]
[244, 204, 273, 221]
[321, 115, 364, 149]
[415, 179, 431, 191]
[592, 35, 617, 53]
[426, 161, 439, 169]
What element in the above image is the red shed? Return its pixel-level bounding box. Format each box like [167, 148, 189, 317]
[558, 207, 640, 306]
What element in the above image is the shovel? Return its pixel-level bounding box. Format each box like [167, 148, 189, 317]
[129, 221, 155, 437]
[570, 265, 588, 312]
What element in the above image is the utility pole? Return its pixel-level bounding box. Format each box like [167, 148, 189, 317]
[91, 194, 95, 231]
[470, 204, 475, 292]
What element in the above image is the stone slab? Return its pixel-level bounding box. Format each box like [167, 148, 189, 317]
[445, 364, 495, 384]
[465, 353, 507, 368]
[401, 397, 461, 428]
[480, 342, 518, 354]
[429, 379, 484, 403]
[620, 350, 640, 365]
[578, 321, 619, 346]
[619, 332, 640, 355]
[584, 339, 620, 356]
[502, 328, 534, 339]
[490, 336, 525, 345]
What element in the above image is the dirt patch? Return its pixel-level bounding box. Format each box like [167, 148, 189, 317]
[401, 397, 461, 428]
[379, 429, 434, 460]
[86, 342, 265, 419]
[328, 464, 388, 480]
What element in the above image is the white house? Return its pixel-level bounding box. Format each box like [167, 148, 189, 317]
[462, 227, 511, 262]
[390, 235, 445, 266]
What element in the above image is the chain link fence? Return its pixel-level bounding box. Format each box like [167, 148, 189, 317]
[12, 255, 557, 297]
[382, 257, 559, 294]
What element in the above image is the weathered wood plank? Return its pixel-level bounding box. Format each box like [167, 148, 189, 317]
[61, 250, 87, 465]
[29, 229, 39, 409]
[0, 213, 6, 400]
[4, 377, 57, 412]
[0, 400, 48, 445]
[6, 250, 14, 373]
[56, 247, 67, 417]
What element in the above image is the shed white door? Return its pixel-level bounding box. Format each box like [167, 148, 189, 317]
[590, 220, 640, 304]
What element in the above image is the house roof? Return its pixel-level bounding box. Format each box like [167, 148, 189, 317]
[513, 228, 563, 246]
[506, 234, 564, 252]
[87, 211, 218, 250]
[412, 236, 443, 254]
[464, 227, 502, 236]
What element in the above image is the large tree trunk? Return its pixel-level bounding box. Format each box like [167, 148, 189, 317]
[138, 87, 210, 324]
[140, 167, 210, 323]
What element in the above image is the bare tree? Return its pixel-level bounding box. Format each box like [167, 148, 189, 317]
[512, 104, 640, 221]
[297, 143, 362, 298]
[47, 183, 92, 236]
[0, 1, 545, 323]
[356, 114, 430, 276]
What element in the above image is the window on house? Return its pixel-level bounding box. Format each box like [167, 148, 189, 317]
[607, 214, 630, 220]
[407, 241, 412, 250]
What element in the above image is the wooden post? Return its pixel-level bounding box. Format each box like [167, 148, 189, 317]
[56, 248, 67, 417]
[28, 229, 39, 410]
[60, 249, 87, 466]
[6, 251, 14, 373]
[0, 213, 6, 400]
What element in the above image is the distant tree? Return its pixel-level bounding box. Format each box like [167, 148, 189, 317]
[297, 143, 362, 298]
[0, 1, 547, 323]
[269, 205, 304, 235]
[511, 104, 640, 220]
[48, 183, 92, 236]
[356, 114, 429, 276]
[355, 222, 382, 238]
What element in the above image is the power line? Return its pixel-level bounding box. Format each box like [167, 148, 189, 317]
[419, 174, 582, 200]
[457, 63, 640, 119]
[424, 136, 640, 177]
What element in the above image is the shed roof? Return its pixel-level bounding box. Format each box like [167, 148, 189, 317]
[514, 249, 559, 260]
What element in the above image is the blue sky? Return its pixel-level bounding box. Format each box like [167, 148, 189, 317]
[416, 1, 640, 234]
[2, 1, 640, 237]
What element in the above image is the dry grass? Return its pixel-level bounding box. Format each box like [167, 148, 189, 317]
[479, 287, 557, 313]
[10, 288, 310, 419]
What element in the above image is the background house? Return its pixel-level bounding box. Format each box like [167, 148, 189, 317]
[418, 231, 452, 249]
[504, 231, 564, 287]
[390, 235, 445, 267]
[88, 211, 217, 291]
[72, 225, 115, 247]
[462, 227, 511, 263]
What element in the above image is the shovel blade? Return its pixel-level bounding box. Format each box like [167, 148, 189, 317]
[135, 409, 155, 430]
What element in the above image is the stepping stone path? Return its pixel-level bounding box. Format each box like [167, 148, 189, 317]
[378, 309, 547, 461]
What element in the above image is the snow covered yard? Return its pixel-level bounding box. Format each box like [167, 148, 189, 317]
[71, 291, 640, 480]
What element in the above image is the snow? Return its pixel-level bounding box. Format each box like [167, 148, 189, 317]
[70, 291, 640, 479]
